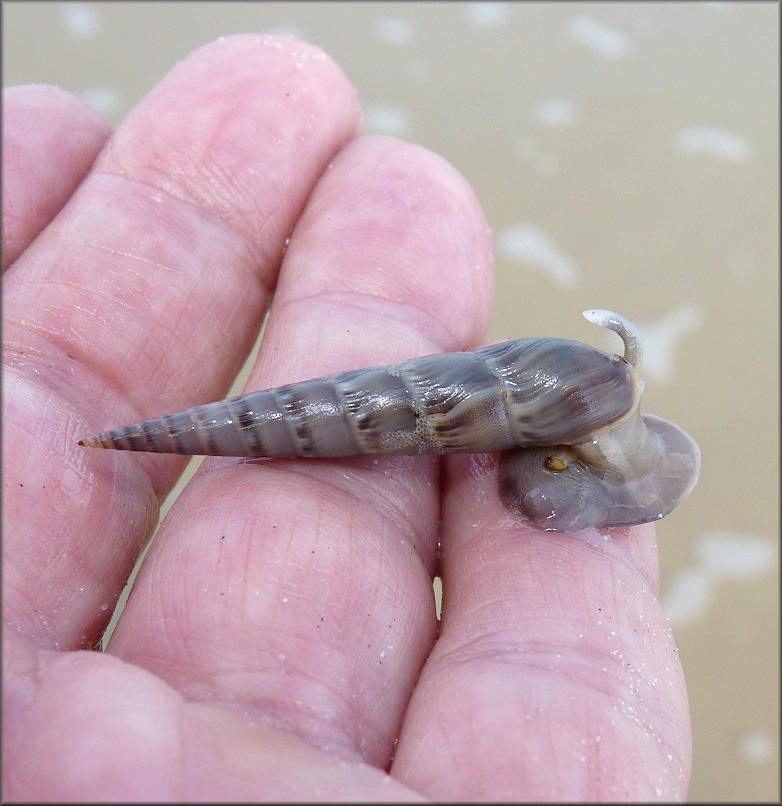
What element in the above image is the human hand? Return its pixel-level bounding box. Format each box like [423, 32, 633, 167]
[2, 35, 691, 801]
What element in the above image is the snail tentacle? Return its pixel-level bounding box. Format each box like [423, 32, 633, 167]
[583, 308, 643, 370]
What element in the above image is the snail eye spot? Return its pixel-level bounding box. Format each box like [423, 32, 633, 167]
[545, 456, 567, 472]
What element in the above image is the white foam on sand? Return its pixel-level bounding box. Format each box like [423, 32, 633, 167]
[61, 3, 102, 38]
[673, 126, 752, 163]
[372, 16, 418, 47]
[464, 3, 511, 28]
[496, 224, 579, 288]
[661, 531, 777, 629]
[566, 15, 632, 60]
[636, 306, 704, 384]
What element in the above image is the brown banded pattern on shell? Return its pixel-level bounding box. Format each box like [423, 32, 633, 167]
[79, 337, 639, 458]
[79, 310, 701, 532]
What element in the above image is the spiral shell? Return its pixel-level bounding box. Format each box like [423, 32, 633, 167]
[80, 310, 700, 532]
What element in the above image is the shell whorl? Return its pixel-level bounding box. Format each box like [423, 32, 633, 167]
[79, 334, 637, 458]
[79, 310, 700, 532]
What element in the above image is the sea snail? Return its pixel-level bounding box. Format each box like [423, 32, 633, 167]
[80, 310, 700, 532]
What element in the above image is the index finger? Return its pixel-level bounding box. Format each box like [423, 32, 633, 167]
[3, 35, 362, 650]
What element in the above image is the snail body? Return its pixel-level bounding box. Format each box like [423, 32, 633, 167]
[80, 311, 700, 532]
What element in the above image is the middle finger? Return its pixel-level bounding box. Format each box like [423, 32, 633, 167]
[108, 135, 495, 766]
